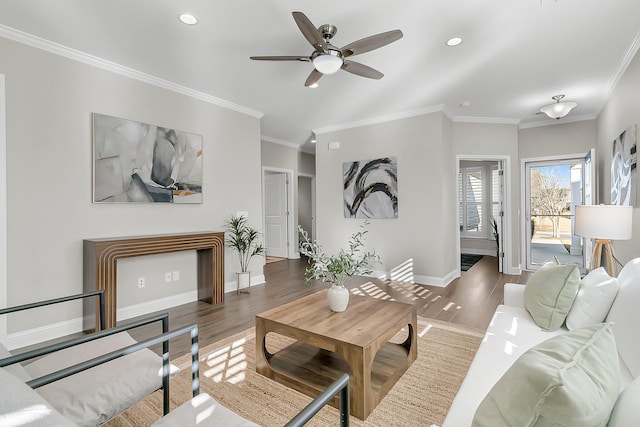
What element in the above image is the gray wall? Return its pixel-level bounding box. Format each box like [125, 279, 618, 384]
[597, 48, 640, 264]
[315, 112, 458, 285]
[519, 120, 597, 159]
[1, 37, 262, 342]
[454, 122, 520, 273]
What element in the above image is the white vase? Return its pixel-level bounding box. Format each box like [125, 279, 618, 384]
[327, 284, 350, 312]
[236, 271, 251, 294]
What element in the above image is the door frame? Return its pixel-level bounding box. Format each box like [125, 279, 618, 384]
[262, 166, 296, 259]
[455, 155, 513, 275]
[298, 173, 316, 242]
[1, 74, 7, 342]
[520, 152, 589, 272]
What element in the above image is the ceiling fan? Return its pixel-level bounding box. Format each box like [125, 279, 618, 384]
[250, 11, 403, 87]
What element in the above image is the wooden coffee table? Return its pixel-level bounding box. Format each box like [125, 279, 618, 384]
[255, 289, 417, 420]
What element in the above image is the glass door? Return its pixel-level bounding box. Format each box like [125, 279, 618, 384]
[524, 151, 594, 271]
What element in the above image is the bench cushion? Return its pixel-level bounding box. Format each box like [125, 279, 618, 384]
[22, 332, 167, 427]
[0, 367, 77, 426]
[151, 393, 259, 427]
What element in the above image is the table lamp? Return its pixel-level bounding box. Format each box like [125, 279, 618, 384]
[574, 205, 633, 276]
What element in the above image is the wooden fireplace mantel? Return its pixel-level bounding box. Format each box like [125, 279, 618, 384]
[83, 231, 224, 329]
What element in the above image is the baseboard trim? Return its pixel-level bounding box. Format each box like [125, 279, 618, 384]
[368, 269, 458, 288]
[117, 291, 197, 322]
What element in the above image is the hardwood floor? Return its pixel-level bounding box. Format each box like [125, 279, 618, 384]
[127, 255, 533, 358]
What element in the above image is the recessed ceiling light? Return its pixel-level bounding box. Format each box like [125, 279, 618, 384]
[460, 101, 471, 108]
[178, 13, 198, 25]
[446, 37, 463, 47]
[310, 139, 317, 144]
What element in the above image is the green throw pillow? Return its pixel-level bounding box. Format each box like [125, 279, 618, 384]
[524, 261, 580, 331]
[472, 323, 620, 427]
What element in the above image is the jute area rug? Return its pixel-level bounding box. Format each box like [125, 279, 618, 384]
[106, 317, 483, 427]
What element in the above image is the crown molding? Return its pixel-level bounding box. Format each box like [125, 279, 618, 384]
[261, 135, 300, 150]
[0, 24, 265, 119]
[602, 26, 640, 111]
[518, 113, 596, 130]
[313, 105, 446, 135]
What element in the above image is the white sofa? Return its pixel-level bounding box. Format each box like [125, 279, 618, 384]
[442, 257, 640, 426]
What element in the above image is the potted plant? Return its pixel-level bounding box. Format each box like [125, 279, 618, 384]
[224, 215, 265, 293]
[298, 222, 380, 312]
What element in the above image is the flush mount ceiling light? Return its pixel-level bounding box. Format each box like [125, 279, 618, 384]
[311, 50, 344, 74]
[178, 13, 198, 25]
[539, 94, 577, 119]
[446, 37, 463, 47]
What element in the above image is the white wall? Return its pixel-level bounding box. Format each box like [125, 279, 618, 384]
[597, 47, 640, 264]
[1, 37, 262, 345]
[315, 112, 458, 285]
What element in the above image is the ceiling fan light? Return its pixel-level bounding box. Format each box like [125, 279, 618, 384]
[539, 95, 577, 119]
[312, 54, 343, 74]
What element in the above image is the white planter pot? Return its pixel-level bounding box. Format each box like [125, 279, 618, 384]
[236, 271, 251, 294]
[327, 284, 350, 312]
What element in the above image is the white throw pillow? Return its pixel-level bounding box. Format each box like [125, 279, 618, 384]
[608, 375, 640, 426]
[566, 267, 618, 330]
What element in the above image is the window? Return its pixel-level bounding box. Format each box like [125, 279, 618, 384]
[459, 167, 484, 236]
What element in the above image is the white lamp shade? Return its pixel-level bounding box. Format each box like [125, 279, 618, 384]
[574, 205, 633, 240]
[540, 101, 577, 119]
[312, 54, 343, 74]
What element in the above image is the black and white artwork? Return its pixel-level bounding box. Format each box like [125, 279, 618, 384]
[343, 157, 398, 218]
[93, 113, 203, 203]
[611, 124, 637, 207]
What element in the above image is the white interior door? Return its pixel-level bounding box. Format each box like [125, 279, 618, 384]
[265, 173, 289, 258]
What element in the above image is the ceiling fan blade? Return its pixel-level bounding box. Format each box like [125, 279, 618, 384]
[250, 56, 310, 62]
[341, 30, 403, 58]
[305, 69, 323, 87]
[292, 11, 327, 51]
[341, 60, 384, 79]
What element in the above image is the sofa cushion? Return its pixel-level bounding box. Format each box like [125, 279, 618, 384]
[566, 267, 618, 330]
[524, 261, 580, 331]
[441, 304, 566, 427]
[607, 257, 640, 379]
[0, 367, 77, 426]
[472, 322, 620, 427]
[152, 393, 260, 427]
[0, 341, 32, 382]
[23, 332, 168, 427]
[608, 375, 640, 426]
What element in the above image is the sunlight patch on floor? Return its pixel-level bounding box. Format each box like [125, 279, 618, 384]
[202, 337, 247, 385]
[351, 281, 396, 301]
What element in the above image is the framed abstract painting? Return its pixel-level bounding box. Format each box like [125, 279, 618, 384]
[93, 113, 203, 203]
[611, 125, 637, 207]
[343, 157, 398, 218]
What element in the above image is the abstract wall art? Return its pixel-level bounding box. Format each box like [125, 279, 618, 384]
[93, 113, 203, 203]
[343, 157, 398, 218]
[611, 124, 637, 207]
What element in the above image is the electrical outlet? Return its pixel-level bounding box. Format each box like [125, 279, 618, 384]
[172, 270, 180, 281]
[137, 277, 145, 288]
[165, 272, 172, 283]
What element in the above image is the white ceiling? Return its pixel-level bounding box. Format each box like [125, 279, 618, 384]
[1, 0, 639, 153]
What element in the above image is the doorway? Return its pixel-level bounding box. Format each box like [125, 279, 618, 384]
[522, 151, 594, 272]
[297, 175, 315, 243]
[263, 168, 295, 259]
[456, 156, 509, 274]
